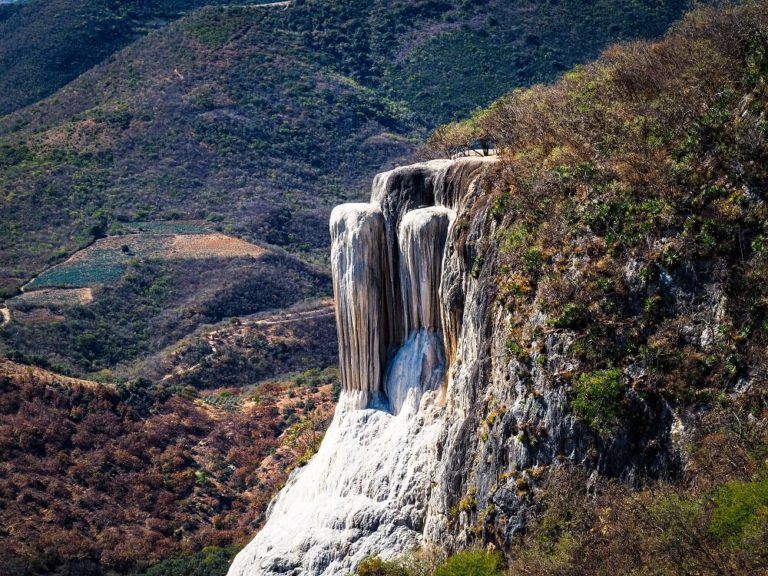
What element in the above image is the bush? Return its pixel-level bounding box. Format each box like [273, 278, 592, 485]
[433, 550, 503, 576]
[709, 473, 768, 544]
[571, 368, 626, 437]
[144, 545, 242, 576]
[358, 549, 500, 576]
[356, 556, 408, 576]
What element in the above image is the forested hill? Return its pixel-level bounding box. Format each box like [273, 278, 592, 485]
[0, 0, 692, 298]
[0, 0, 692, 121]
[0, 0, 279, 117]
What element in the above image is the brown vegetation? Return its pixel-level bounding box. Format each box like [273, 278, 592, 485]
[0, 362, 336, 575]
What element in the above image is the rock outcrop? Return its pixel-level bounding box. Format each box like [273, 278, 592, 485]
[228, 154, 679, 575]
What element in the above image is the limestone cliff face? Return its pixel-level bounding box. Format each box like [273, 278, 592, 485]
[227, 156, 680, 576]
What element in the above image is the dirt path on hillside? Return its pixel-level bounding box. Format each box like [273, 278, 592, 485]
[245, 299, 335, 327]
[252, 1, 292, 8]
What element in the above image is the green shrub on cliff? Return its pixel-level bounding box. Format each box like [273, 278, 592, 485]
[357, 556, 409, 576]
[144, 545, 242, 576]
[709, 472, 768, 545]
[571, 368, 626, 437]
[434, 550, 503, 576]
[429, 0, 768, 409]
[356, 549, 502, 576]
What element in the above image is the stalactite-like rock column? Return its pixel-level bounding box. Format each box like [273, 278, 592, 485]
[398, 207, 454, 335]
[370, 160, 452, 352]
[330, 204, 387, 407]
[384, 206, 454, 415]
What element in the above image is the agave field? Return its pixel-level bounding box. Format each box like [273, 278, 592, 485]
[23, 225, 266, 291]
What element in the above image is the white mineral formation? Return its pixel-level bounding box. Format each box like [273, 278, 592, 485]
[398, 207, 453, 336]
[228, 157, 497, 576]
[329, 203, 387, 407]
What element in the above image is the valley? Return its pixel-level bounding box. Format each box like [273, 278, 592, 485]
[4, 1, 760, 575]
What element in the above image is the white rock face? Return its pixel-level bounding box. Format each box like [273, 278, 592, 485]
[228, 157, 498, 576]
[226, 390, 445, 576]
[329, 204, 387, 403]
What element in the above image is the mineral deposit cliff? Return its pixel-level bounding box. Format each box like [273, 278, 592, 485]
[228, 155, 680, 576]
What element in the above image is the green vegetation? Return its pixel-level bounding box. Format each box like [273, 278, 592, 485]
[144, 545, 242, 576]
[571, 368, 626, 437]
[26, 247, 134, 289]
[386, 0, 690, 125]
[0, 0, 261, 116]
[356, 549, 503, 576]
[430, 0, 768, 408]
[709, 473, 768, 544]
[119, 221, 211, 234]
[434, 550, 503, 576]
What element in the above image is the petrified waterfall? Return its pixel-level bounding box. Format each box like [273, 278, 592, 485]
[330, 204, 387, 408]
[386, 207, 453, 414]
[228, 156, 497, 576]
[228, 152, 682, 576]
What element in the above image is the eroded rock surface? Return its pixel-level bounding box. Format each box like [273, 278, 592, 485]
[229, 154, 680, 575]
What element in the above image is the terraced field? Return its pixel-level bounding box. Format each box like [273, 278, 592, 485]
[9, 287, 93, 307]
[23, 231, 267, 291]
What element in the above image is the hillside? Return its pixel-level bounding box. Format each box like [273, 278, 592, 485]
[0, 359, 338, 575]
[1, 249, 332, 377]
[338, 1, 768, 574]
[0, 0, 694, 297]
[0, 4, 419, 298]
[0, 0, 280, 116]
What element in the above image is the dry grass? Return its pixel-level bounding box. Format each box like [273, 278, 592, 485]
[170, 233, 266, 259]
[0, 358, 104, 390]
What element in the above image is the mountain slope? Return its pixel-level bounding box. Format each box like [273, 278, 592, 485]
[0, 4, 421, 298]
[0, 0, 281, 116]
[0, 0, 694, 299]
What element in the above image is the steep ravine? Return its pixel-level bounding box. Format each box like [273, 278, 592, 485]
[228, 156, 681, 575]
